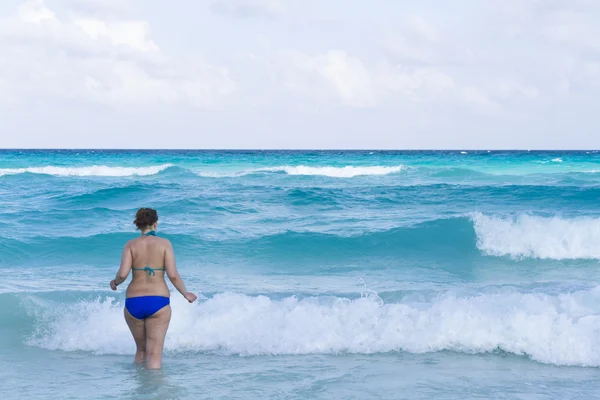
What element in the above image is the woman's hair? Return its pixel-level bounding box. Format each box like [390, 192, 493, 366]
[133, 207, 158, 230]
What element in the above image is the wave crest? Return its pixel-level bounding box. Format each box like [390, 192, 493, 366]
[264, 165, 404, 178]
[195, 165, 404, 178]
[472, 212, 600, 259]
[24, 289, 600, 367]
[5, 213, 599, 262]
[0, 165, 173, 177]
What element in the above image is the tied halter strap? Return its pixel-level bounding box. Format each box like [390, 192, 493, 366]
[132, 230, 166, 276]
[134, 266, 165, 276]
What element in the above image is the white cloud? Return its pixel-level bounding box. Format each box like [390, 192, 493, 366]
[273, 48, 503, 112]
[541, 10, 600, 52]
[383, 15, 473, 66]
[18, 0, 55, 24]
[0, 0, 235, 108]
[210, 0, 286, 19]
[80, 59, 235, 108]
[73, 19, 158, 52]
[279, 49, 376, 108]
[65, 0, 140, 18]
[1, 0, 599, 149]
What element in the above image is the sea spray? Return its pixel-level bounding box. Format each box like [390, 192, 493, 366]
[21, 289, 600, 367]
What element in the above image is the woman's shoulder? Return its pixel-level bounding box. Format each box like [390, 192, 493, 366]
[124, 235, 171, 248]
[157, 236, 173, 247]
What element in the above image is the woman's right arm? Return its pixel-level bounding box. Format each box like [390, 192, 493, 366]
[165, 240, 197, 303]
[110, 243, 132, 290]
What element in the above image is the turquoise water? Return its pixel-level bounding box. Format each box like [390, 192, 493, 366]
[1, 150, 600, 399]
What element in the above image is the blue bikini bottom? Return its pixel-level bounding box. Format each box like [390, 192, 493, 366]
[125, 296, 170, 320]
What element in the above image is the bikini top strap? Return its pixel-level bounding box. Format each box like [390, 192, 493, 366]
[132, 266, 166, 276]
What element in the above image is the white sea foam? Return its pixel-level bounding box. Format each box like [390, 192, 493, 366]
[26, 289, 600, 367]
[0, 164, 172, 177]
[264, 165, 404, 178]
[194, 165, 404, 178]
[552, 158, 563, 163]
[471, 212, 600, 259]
[194, 170, 254, 178]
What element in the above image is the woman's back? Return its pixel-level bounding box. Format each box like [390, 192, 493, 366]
[127, 235, 170, 298]
[110, 207, 197, 369]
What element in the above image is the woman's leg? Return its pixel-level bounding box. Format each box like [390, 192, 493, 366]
[124, 308, 146, 363]
[144, 305, 171, 369]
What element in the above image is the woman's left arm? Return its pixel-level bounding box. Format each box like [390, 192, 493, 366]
[110, 243, 133, 290]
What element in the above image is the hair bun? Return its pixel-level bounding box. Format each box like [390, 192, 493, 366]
[133, 207, 158, 230]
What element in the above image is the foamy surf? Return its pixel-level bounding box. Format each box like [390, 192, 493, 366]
[471, 212, 600, 259]
[26, 289, 600, 367]
[194, 165, 405, 178]
[264, 165, 404, 178]
[0, 164, 173, 177]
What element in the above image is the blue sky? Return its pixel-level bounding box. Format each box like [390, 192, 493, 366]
[0, 0, 599, 149]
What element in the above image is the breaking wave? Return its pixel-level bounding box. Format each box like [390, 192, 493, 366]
[0, 165, 173, 177]
[20, 288, 600, 367]
[195, 165, 405, 178]
[472, 212, 600, 260]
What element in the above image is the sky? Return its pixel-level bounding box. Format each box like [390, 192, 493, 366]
[0, 0, 599, 149]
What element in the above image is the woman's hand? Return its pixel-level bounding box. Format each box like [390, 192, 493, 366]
[184, 292, 197, 303]
[110, 279, 118, 291]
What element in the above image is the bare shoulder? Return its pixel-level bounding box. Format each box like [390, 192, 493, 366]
[158, 237, 173, 249]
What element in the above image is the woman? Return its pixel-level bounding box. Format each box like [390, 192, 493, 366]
[110, 208, 197, 369]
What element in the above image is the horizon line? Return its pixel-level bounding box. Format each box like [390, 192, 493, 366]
[1, 148, 599, 152]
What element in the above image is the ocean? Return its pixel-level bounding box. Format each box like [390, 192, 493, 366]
[1, 150, 600, 399]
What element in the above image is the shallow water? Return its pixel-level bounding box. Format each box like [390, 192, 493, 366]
[1, 150, 600, 399]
